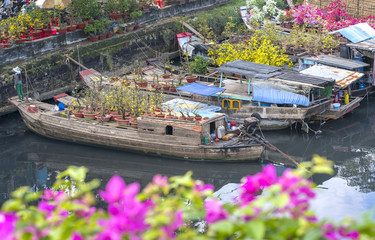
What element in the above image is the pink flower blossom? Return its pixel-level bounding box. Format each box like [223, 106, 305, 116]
[162, 211, 184, 239]
[99, 175, 126, 204]
[0, 212, 17, 240]
[204, 199, 228, 223]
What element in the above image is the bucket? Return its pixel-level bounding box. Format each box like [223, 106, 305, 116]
[333, 103, 340, 109]
[203, 137, 210, 145]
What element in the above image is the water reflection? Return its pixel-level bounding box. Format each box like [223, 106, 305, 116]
[2, 97, 375, 220]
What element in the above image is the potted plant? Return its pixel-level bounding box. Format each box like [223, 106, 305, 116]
[83, 21, 99, 41]
[178, 111, 186, 120]
[105, 0, 122, 19]
[169, 79, 177, 92]
[180, 51, 197, 83]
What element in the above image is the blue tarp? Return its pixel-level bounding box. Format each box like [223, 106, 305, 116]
[177, 82, 225, 96]
[252, 84, 309, 106]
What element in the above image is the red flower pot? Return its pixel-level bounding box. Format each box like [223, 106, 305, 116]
[195, 116, 202, 121]
[89, 36, 99, 42]
[163, 86, 170, 91]
[99, 34, 106, 40]
[110, 114, 122, 119]
[136, 82, 147, 87]
[76, 23, 86, 29]
[170, 88, 177, 92]
[162, 74, 170, 79]
[58, 28, 67, 35]
[16, 39, 27, 44]
[83, 112, 98, 119]
[44, 29, 52, 35]
[106, 32, 113, 38]
[186, 76, 197, 83]
[95, 115, 112, 122]
[31, 30, 42, 37]
[165, 115, 174, 119]
[186, 117, 194, 121]
[67, 25, 77, 32]
[157, 114, 165, 118]
[73, 111, 84, 118]
[114, 117, 130, 125]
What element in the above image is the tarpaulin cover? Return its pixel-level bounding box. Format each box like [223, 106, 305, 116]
[252, 82, 310, 106]
[162, 98, 222, 119]
[177, 82, 225, 96]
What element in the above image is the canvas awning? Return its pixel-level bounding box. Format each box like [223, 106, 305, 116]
[176, 82, 225, 96]
[301, 65, 364, 89]
[303, 55, 369, 70]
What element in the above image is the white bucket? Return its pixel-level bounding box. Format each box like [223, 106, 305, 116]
[333, 103, 340, 109]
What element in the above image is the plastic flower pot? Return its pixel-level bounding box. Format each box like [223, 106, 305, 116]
[89, 36, 99, 42]
[95, 115, 112, 122]
[186, 76, 197, 83]
[76, 23, 86, 29]
[67, 25, 77, 32]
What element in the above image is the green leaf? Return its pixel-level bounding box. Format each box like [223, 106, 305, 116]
[303, 228, 322, 240]
[2, 199, 26, 211]
[273, 193, 290, 208]
[210, 220, 234, 235]
[10, 186, 30, 199]
[244, 219, 265, 240]
[25, 192, 42, 202]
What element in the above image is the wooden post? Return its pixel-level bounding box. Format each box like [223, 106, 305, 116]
[219, 72, 223, 88]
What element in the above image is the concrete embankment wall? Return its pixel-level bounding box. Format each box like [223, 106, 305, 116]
[0, 0, 231, 115]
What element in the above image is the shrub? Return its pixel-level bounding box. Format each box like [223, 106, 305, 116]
[1, 156, 374, 239]
[189, 55, 209, 74]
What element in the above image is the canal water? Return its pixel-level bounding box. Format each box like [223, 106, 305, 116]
[1, 97, 375, 222]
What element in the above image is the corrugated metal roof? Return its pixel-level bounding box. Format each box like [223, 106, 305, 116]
[274, 71, 335, 87]
[216, 60, 282, 79]
[301, 65, 364, 88]
[347, 38, 375, 53]
[303, 55, 369, 70]
[332, 23, 375, 43]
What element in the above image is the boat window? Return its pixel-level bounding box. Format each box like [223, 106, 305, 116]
[210, 122, 215, 134]
[166, 125, 173, 135]
[222, 99, 231, 109]
[222, 99, 240, 109]
[231, 100, 240, 109]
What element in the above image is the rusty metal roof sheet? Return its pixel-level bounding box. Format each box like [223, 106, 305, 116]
[303, 55, 369, 70]
[274, 71, 335, 87]
[301, 65, 364, 88]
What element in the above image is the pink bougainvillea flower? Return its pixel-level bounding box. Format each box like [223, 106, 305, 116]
[40, 190, 66, 202]
[99, 175, 126, 204]
[162, 211, 184, 239]
[204, 199, 228, 223]
[152, 174, 169, 187]
[37, 201, 56, 218]
[0, 212, 17, 240]
[71, 232, 83, 240]
[194, 181, 214, 193]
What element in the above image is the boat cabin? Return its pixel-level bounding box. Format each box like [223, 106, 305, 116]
[137, 110, 226, 146]
[301, 55, 371, 97]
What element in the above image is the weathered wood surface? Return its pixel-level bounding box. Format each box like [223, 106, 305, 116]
[10, 97, 264, 161]
[313, 97, 362, 120]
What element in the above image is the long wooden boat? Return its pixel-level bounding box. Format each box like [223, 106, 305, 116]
[9, 96, 264, 161]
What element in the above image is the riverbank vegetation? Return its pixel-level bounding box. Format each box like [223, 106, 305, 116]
[1, 155, 374, 239]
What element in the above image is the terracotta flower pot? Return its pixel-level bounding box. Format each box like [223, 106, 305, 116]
[58, 28, 67, 35]
[44, 29, 52, 35]
[186, 76, 197, 83]
[99, 34, 106, 40]
[95, 115, 112, 122]
[114, 117, 130, 125]
[162, 74, 170, 79]
[106, 32, 113, 38]
[83, 112, 98, 119]
[170, 87, 177, 92]
[73, 111, 84, 118]
[136, 82, 147, 87]
[110, 114, 122, 119]
[186, 117, 195, 121]
[16, 39, 27, 44]
[163, 86, 170, 91]
[195, 116, 202, 121]
[89, 36, 99, 42]
[165, 115, 174, 119]
[76, 23, 86, 29]
[67, 25, 77, 32]
[157, 114, 165, 118]
[31, 30, 42, 37]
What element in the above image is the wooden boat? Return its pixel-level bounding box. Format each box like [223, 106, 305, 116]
[9, 96, 264, 161]
[178, 60, 335, 130]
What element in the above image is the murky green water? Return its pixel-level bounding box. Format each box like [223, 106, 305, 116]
[1, 97, 375, 221]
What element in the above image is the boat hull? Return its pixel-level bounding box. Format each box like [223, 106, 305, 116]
[15, 100, 263, 162]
